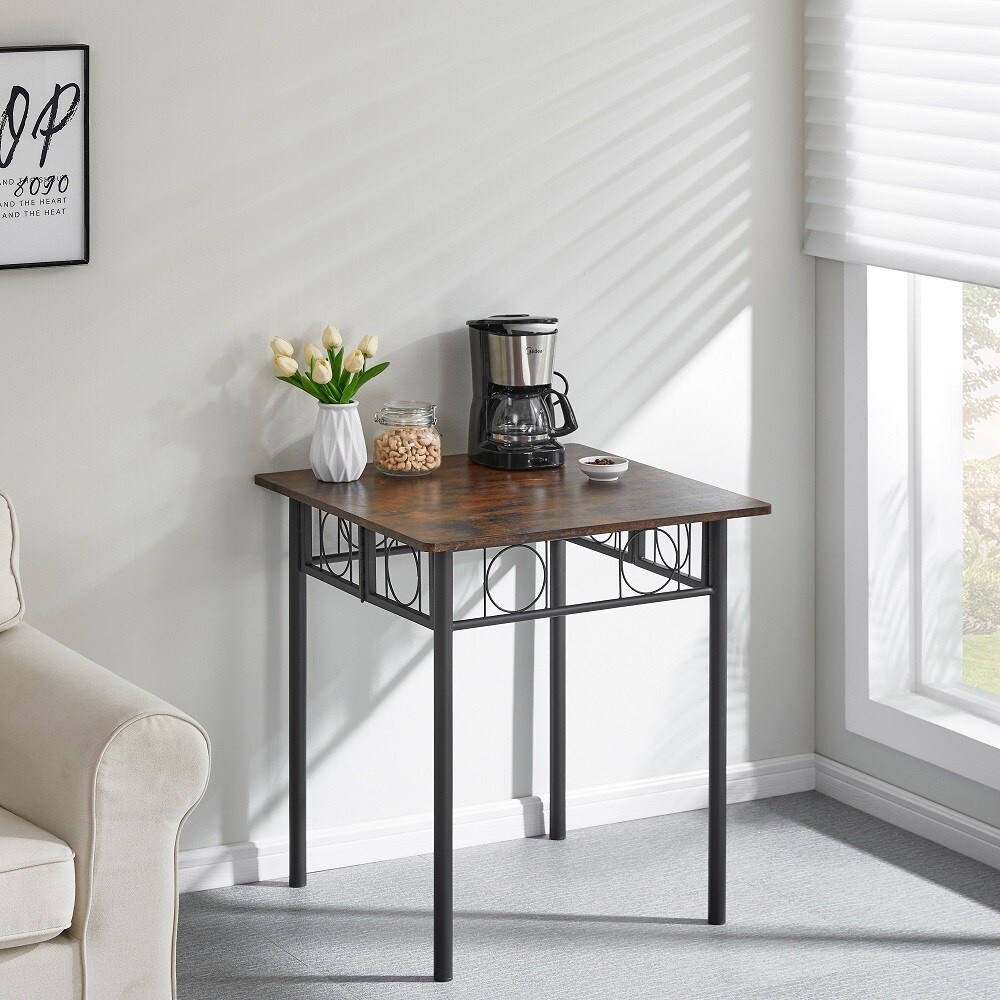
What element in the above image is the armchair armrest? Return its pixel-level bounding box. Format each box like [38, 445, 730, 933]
[0, 624, 210, 1000]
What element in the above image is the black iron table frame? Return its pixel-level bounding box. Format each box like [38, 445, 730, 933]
[286, 501, 728, 983]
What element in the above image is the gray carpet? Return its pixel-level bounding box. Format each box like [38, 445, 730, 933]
[178, 792, 1000, 999]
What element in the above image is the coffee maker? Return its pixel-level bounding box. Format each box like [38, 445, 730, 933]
[467, 315, 578, 470]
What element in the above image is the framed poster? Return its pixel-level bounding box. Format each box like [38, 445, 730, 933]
[0, 45, 89, 270]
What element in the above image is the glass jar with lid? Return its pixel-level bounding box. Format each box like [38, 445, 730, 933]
[373, 401, 442, 477]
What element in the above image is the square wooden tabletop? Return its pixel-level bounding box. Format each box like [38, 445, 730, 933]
[254, 443, 770, 553]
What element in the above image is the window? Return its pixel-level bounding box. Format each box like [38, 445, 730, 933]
[842, 264, 1000, 790]
[959, 286, 1000, 697]
[877, 268, 1000, 717]
[807, 0, 1000, 785]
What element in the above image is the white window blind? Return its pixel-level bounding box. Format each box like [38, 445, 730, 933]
[804, 0, 1000, 288]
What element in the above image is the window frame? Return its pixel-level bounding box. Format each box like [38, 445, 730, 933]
[843, 262, 1000, 791]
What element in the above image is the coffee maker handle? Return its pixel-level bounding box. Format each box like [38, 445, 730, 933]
[547, 371, 578, 438]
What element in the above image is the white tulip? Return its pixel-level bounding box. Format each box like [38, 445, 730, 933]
[273, 355, 298, 377]
[357, 334, 379, 358]
[343, 350, 365, 374]
[322, 325, 342, 350]
[312, 359, 333, 385]
[303, 342, 325, 364]
[270, 337, 294, 358]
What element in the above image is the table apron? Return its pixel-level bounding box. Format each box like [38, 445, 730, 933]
[298, 514, 716, 630]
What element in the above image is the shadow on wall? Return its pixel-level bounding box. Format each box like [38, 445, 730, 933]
[241, 0, 763, 841]
[33, 0, 799, 851]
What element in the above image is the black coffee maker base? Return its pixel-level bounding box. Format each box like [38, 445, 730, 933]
[469, 443, 565, 470]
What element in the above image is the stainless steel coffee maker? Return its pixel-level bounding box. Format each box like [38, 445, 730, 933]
[467, 315, 578, 470]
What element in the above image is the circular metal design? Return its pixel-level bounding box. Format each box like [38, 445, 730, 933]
[619, 527, 690, 596]
[382, 536, 421, 608]
[588, 532, 616, 545]
[654, 532, 679, 575]
[318, 513, 354, 580]
[485, 544, 547, 615]
[651, 523, 692, 582]
[338, 518, 353, 547]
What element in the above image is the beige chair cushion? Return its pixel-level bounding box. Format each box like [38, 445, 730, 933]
[0, 807, 74, 950]
[0, 494, 23, 633]
[0, 935, 81, 1000]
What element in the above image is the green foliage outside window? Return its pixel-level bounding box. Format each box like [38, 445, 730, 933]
[962, 284, 1000, 645]
[963, 284, 1000, 440]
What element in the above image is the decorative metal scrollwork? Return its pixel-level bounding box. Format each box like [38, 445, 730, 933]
[588, 532, 616, 545]
[317, 514, 358, 583]
[379, 534, 422, 610]
[306, 519, 707, 631]
[654, 523, 693, 580]
[483, 543, 548, 615]
[618, 525, 692, 596]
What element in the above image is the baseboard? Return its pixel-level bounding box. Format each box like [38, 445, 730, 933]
[815, 755, 1000, 870]
[179, 752, 816, 893]
[180, 753, 1000, 893]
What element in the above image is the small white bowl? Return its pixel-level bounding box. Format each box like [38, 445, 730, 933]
[579, 455, 629, 482]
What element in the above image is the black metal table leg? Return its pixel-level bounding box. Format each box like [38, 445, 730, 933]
[289, 500, 311, 888]
[432, 551, 454, 983]
[707, 519, 727, 925]
[549, 539, 567, 841]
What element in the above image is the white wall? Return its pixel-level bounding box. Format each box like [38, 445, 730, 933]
[2, 0, 814, 855]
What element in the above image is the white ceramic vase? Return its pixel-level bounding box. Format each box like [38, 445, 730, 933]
[309, 402, 367, 483]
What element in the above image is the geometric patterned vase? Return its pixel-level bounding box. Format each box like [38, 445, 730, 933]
[309, 402, 367, 482]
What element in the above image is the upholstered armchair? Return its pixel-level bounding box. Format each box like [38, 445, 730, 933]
[0, 492, 211, 1000]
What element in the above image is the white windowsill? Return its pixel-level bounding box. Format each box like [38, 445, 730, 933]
[880, 691, 1000, 750]
[848, 688, 1000, 790]
[918, 682, 1000, 728]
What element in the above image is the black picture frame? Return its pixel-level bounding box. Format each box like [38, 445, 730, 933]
[0, 44, 89, 271]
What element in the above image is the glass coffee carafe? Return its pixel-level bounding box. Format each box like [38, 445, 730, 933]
[487, 384, 576, 449]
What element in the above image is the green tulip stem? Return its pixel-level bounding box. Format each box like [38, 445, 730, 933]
[329, 346, 344, 386]
[274, 354, 389, 405]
